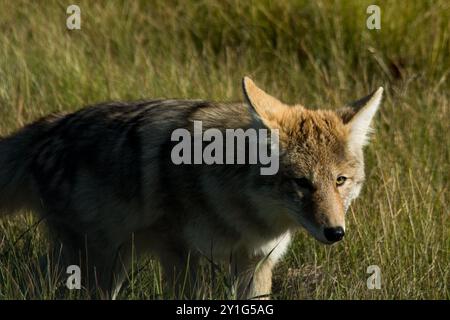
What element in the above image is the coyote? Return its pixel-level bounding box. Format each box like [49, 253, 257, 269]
[0, 77, 383, 299]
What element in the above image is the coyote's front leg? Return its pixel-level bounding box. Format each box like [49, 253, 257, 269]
[234, 254, 275, 300]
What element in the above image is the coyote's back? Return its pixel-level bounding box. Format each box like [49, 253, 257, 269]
[0, 99, 225, 226]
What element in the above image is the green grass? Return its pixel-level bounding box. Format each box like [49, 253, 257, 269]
[0, 0, 449, 299]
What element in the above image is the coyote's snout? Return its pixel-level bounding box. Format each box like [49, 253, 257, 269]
[0, 77, 382, 299]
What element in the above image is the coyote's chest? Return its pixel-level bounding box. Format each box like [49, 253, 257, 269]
[185, 217, 292, 264]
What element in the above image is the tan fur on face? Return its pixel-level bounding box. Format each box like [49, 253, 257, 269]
[276, 107, 348, 150]
[272, 106, 355, 229]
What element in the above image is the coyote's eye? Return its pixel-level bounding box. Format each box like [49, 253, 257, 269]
[336, 176, 347, 187]
[293, 177, 314, 191]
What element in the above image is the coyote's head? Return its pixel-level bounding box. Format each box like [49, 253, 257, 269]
[243, 77, 383, 244]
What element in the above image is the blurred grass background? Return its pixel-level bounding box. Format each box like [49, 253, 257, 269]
[0, 0, 448, 299]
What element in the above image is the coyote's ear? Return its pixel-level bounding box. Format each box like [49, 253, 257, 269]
[338, 87, 383, 148]
[242, 77, 288, 127]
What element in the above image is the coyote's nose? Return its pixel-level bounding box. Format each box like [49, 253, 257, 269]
[324, 227, 345, 242]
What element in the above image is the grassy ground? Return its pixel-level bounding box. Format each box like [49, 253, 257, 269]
[0, 0, 448, 299]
